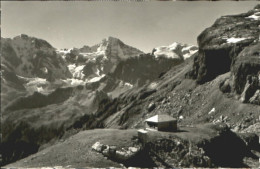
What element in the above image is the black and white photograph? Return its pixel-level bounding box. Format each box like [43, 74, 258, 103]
[1, 1, 260, 168]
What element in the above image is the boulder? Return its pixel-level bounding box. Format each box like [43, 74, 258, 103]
[102, 146, 110, 156]
[219, 79, 231, 93]
[147, 102, 156, 112]
[92, 142, 106, 153]
[128, 147, 139, 153]
[92, 143, 141, 163]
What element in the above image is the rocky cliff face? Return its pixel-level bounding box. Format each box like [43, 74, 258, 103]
[189, 5, 260, 83]
[188, 5, 260, 105]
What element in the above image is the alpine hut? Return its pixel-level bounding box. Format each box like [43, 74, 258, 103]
[145, 114, 177, 131]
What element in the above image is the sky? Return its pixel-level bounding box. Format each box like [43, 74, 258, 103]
[2, 1, 259, 52]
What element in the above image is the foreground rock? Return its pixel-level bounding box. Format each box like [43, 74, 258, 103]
[92, 142, 141, 162]
[144, 123, 255, 167]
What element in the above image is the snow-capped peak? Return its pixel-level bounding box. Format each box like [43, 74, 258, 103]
[57, 37, 144, 80]
[153, 42, 198, 60]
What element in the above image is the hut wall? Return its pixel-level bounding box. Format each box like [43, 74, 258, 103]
[158, 121, 177, 131]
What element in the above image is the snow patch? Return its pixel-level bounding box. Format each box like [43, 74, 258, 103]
[25, 77, 49, 86]
[154, 43, 180, 59]
[88, 74, 105, 83]
[225, 37, 247, 43]
[208, 108, 216, 115]
[17, 76, 51, 94]
[125, 82, 133, 88]
[182, 46, 198, 60]
[96, 68, 101, 76]
[62, 78, 86, 86]
[36, 86, 44, 93]
[67, 64, 85, 79]
[154, 42, 197, 60]
[246, 12, 260, 20]
[57, 48, 73, 54]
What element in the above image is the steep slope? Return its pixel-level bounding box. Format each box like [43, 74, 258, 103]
[1, 69, 27, 113]
[1, 84, 108, 166]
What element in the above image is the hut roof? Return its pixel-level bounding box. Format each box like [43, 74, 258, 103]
[145, 114, 177, 123]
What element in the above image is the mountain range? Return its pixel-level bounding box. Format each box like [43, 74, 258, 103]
[1, 5, 260, 168]
[1, 32, 198, 166]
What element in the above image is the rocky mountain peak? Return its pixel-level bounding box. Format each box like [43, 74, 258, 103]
[1, 35, 71, 81]
[102, 36, 122, 44]
[12, 34, 54, 50]
[96, 36, 144, 59]
[58, 37, 144, 80]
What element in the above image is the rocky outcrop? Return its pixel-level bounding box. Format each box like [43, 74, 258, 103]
[239, 75, 259, 104]
[146, 123, 253, 167]
[232, 43, 260, 94]
[188, 6, 260, 84]
[249, 89, 260, 105]
[187, 5, 260, 105]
